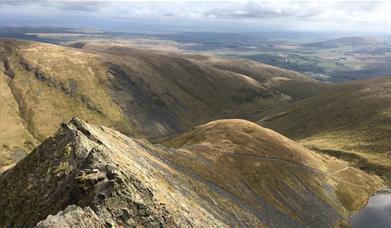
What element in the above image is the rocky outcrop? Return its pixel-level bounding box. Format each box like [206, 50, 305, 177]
[0, 118, 384, 227]
[35, 206, 105, 228]
[0, 118, 255, 227]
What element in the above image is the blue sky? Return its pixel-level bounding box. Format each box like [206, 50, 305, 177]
[1, 0, 390, 33]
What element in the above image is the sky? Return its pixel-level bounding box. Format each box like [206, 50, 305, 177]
[0, 0, 390, 34]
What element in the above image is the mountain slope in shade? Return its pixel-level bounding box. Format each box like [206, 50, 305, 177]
[1, 38, 312, 168]
[0, 118, 384, 227]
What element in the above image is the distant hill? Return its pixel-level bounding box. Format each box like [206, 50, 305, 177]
[304, 36, 384, 48]
[0, 118, 384, 227]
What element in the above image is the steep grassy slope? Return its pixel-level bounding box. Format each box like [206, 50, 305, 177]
[80, 42, 291, 133]
[84, 45, 319, 101]
[0, 118, 384, 227]
[0, 70, 38, 170]
[192, 56, 314, 83]
[162, 119, 384, 226]
[1, 38, 310, 168]
[0, 39, 138, 168]
[259, 77, 391, 185]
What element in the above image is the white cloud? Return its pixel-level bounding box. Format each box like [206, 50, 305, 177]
[1, 0, 390, 32]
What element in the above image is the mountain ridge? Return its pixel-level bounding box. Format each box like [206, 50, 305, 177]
[0, 118, 385, 227]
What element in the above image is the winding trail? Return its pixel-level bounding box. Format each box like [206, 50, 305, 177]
[334, 166, 349, 175]
[159, 144, 374, 189]
[176, 144, 326, 175]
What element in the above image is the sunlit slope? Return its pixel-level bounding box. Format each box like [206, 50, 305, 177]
[0, 70, 38, 170]
[259, 77, 391, 184]
[189, 56, 332, 100]
[194, 56, 313, 83]
[162, 119, 384, 227]
[0, 39, 138, 167]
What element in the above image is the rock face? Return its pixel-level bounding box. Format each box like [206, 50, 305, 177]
[0, 118, 384, 227]
[0, 118, 219, 227]
[35, 206, 105, 228]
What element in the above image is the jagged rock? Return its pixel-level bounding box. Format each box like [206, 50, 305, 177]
[36, 206, 105, 228]
[0, 118, 232, 227]
[0, 118, 384, 227]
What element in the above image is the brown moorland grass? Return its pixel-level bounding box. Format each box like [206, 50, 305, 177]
[258, 77, 391, 185]
[162, 119, 385, 226]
